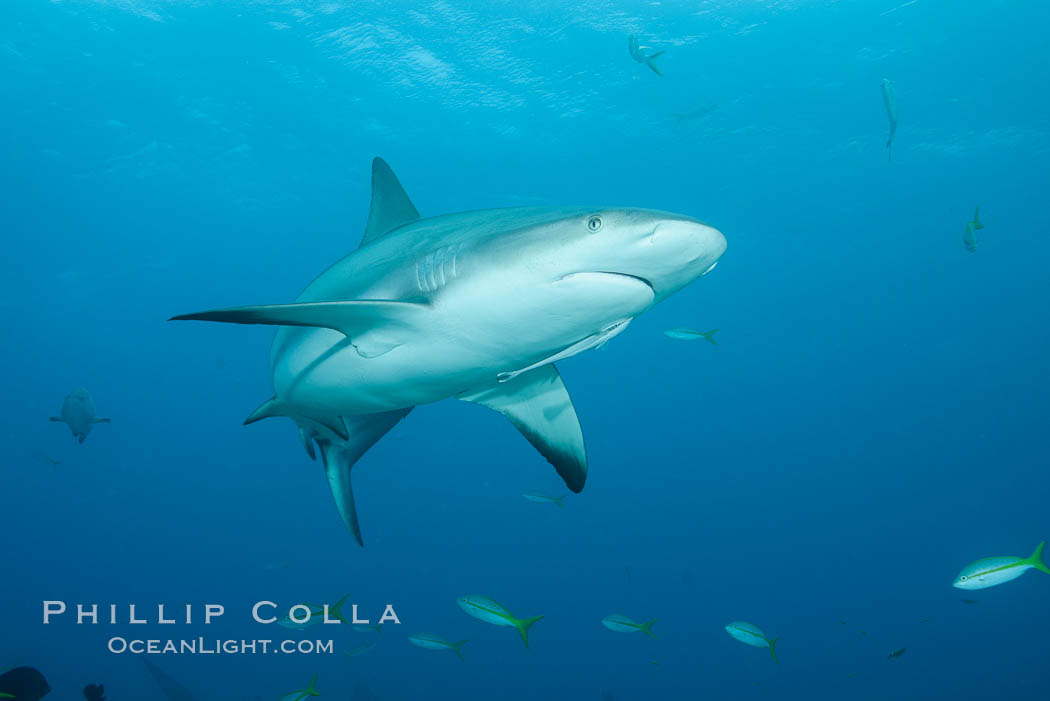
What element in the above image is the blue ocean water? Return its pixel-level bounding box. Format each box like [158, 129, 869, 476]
[2, 0, 1048, 699]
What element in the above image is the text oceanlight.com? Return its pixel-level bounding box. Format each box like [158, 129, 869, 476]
[107, 638, 334, 655]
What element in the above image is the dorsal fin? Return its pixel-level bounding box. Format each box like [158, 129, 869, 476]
[361, 157, 420, 247]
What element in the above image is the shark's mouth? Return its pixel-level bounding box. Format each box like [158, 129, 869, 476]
[595, 271, 655, 293]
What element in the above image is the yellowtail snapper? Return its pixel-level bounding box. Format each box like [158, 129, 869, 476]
[601, 614, 657, 638]
[954, 541, 1049, 590]
[408, 633, 469, 660]
[725, 621, 778, 663]
[456, 595, 543, 647]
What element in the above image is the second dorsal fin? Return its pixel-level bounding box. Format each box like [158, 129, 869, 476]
[361, 157, 420, 247]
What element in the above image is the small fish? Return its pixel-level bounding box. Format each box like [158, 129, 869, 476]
[522, 492, 566, 508]
[628, 35, 665, 76]
[351, 623, 384, 634]
[456, 595, 543, 647]
[408, 633, 468, 660]
[50, 387, 111, 444]
[672, 104, 717, 125]
[881, 78, 898, 161]
[601, 614, 657, 638]
[142, 659, 199, 700]
[954, 541, 1050, 590]
[962, 206, 984, 253]
[846, 672, 858, 678]
[277, 674, 320, 701]
[344, 642, 376, 658]
[838, 620, 847, 625]
[960, 599, 979, 604]
[32, 451, 60, 471]
[859, 630, 868, 636]
[725, 621, 778, 663]
[664, 328, 718, 345]
[888, 648, 906, 659]
[84, 683, 106, 701]
[278, 594, 350, 630]
[0, 667, 51, 701]
[649, 660, 660, 666]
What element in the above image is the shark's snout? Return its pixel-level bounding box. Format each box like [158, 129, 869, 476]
[651, 218, 726, 263]
[634, 217, 725, 300]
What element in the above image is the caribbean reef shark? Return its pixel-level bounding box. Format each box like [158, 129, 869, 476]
[172, 158, 726, 545]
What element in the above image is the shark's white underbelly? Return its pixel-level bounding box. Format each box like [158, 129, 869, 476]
[270, 271, 654, 416]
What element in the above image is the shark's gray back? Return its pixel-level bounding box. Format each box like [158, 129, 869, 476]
[300, 205, 588, 302]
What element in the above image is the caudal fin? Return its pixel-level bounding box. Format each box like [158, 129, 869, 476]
[973, 206, 984, 230]
[301, 674, 321, 697]
[330, 593, 352, 623]
[315, 409, 413, 547]
[640, 619, 658, 639]
[94, 417, 111, 423]
[514, 614, 544, 647]
[1028, 541, 1050, 575]
[554, 496, 566, 508]
[452, 639, 469, 660]
[768, 637, 779, 664]
[647, 53, 664, 77]
[318, 440, 365, 546]
[701, 329, 719, 346]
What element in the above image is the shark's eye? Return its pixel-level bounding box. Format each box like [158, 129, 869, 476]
[587, 215, 603, 233]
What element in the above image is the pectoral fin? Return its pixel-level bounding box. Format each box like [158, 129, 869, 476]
[459, 365, 587, 493]
[171, 300, 428, 358]
[316, 408, 413, 546]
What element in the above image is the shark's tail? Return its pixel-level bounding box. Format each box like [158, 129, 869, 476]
[317, 439, 365, 547]
[647, 51, 665, 77]
[313, 408, 413, 547]
[1027, 541, 1050, 575]
[973, 206, 984, 230]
